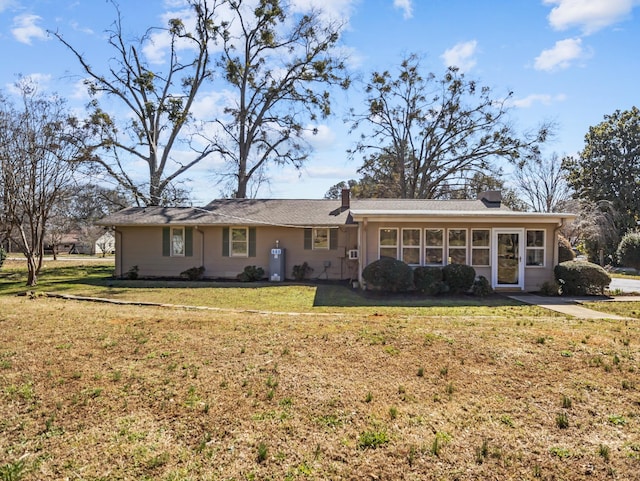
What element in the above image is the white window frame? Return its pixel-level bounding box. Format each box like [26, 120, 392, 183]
[313, 227, 330, 250]
[171, 227, 185, 257]
[379, 228, 399, 260]
[401, 228, 421, 266]
[424, 228, 444, 266]
[471, 229, 491, 267]
[525, 229, 545, 267]
[230, 227, 249, 257]
[447, 228, 468, 265]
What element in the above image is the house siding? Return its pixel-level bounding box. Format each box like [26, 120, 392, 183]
[115, 225, 358, 281]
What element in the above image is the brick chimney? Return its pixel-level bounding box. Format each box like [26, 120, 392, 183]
[341, 188, 350, 210]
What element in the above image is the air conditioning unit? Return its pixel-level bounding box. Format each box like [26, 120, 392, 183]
[348, 249, 359, 260]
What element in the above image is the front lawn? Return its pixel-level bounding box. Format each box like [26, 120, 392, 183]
[1, 258, 553, 317]
[1, 294, 638, 480]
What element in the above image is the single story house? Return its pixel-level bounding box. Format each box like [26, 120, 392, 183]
[97, 190, 575, 291]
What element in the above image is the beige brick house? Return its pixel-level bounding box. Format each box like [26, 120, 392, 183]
[98, 190, 575, 291]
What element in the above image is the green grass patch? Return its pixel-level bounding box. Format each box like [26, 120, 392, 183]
[0, 259, 556, 317]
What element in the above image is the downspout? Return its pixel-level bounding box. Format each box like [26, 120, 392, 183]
[359, 219, 367, 287]
[114, 228, 122, 278]
[553, 218, 565, 266]
[196, 226, 205, 270]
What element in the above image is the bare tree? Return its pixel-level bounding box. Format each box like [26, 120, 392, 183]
[513, 152, 570, 212]
[0, 82, 86, 285]
[51, 0, 227, 206]
[349, 54, 550, 199]
[211, 0, 350, 198]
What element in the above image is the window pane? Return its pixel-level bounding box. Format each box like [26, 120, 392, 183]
[402, 229, 420, 246]
[425, 229, 443, 246]
[472, 249, 490, 266]
[380, 229, 397, 246]
[526, 249, 544, 266]
[472, 230, 490, 247]
[425, 248, 443, 264]
[232, 228, 247, 242]
[449, 229, 466, 247]
[380, 247, 397, 259]
[231, 242, 247, 255]
[172, 229, 184, 255]
[527, 230, 544, 247]
[313, 228, 329, 249]
[231, 228, 248, 256]
[403, 248, 420, 265]
[449, 248, 466, 264]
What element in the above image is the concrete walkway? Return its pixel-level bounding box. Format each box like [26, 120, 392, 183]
[507, 294, 633, 320]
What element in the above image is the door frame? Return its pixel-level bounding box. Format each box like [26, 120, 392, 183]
[492, 228, 525, 290]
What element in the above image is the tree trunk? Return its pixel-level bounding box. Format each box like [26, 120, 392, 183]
[26, 255, 38, 286]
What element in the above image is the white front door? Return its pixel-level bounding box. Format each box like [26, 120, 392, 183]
[492, 229, 525, 289]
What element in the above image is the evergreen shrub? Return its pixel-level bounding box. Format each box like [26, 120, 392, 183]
[554, 260, 611, 295]
[413, 266, 445, 295]
[442, 263, 476, 294]
[362, 257, 414, 292]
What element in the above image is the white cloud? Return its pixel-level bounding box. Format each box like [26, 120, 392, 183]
[5, 73, 52, 95]
[393, 0, 413, 19]
[291, 0, 358, 22]
[11, 14, 49, 45]
[534, 37, 584, 71]
[544, 0, 639, 34]
[0, 0, 17, 13]
[511, 93, 568, 108]
[441, 40, 478, 73]
[303, 124, 337, 148]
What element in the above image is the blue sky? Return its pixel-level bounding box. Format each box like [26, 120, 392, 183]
[1, 0, 639, 202]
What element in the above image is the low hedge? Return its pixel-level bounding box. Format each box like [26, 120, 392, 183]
[362, 257, 414, 293]
[442, 263, 476, 294]
[554, 260, 611, 295]
[413, 266, 446, 295]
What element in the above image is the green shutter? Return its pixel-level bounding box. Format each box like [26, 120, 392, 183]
[162, 227, 170, 256]
[185, 227, 193, 257]
[330, 228, 338, 250]
[304, 228, 312, 250]
[222, 227, 229, 257]
[249, 228, 256, 257]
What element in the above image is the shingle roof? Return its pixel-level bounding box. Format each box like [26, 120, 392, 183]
[97, 197, 519, 227]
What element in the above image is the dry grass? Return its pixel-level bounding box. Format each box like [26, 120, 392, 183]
[1, 293, 639, 480]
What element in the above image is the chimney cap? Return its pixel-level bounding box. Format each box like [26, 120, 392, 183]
[479, 190, 502, 206]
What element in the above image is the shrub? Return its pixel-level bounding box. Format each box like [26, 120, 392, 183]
[0, 246, 6, 269]
[413, 266, 444, 295]
[181, 266, 205, 281]
[362, 257, 414, 293]
[539, 280, 560, 296]
[554, 260, 611, 295]
[558, 235, 576, 263]
[292, 262, 313, 281]
[616, 231, 640, 270]
[125, 265, 139, 280]
[442, 263, 475, 294]
[237, 265, 264, 282]
[471, 275, 492, 297]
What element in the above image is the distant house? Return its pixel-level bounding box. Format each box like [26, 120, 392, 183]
[97, 191, 575, 291]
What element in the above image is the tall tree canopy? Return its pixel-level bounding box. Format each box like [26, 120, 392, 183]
[347, 54, 550, 199]
[514, 153, 570, 213]
[564, 106, 640, 232]
[211, 0, 349, 198]
[0, 82, 87, 285]
[52, 0, 226, 206]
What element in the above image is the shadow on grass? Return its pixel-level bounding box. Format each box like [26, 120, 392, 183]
[312, 284, 522, 308]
